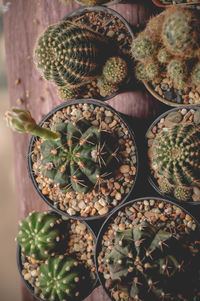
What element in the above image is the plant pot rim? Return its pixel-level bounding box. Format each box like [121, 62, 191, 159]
[28, 98, 139, 221]
[17, 211, 99, 301]
[152, 0, 200, 7]
[75, 0, 122, 7]
[95, 195, 200, 301]
[145, 105, 200, 205]
[144, 81, 200, 108]
[61, 6, 135, 101]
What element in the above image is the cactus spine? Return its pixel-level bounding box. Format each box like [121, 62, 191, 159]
[102, 56, 128, 85]
[148, 123, 200, 201]
[38, 256, 89, 300]
[17, 212, 65, 260]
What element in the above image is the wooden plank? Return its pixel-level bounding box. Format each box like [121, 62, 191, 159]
[2, 1, 165, 300]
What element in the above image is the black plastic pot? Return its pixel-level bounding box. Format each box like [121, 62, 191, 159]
[61, 6, 135, 101]
[145, 105, 200, 205]
[28, 99, 139, 221]
[17, 212, 99, 301]
[95, 196, 200, 301]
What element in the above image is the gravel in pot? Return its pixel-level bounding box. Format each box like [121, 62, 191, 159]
[152, 0, 200, 7]
[96, 197, 200, 301]
[17, 211, 97, 301]
[145, 106, 200, 204]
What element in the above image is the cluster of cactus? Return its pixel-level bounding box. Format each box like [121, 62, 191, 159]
[38, 255, 89, 300]
[104, 221, 198, 300]
[148, 123, 200, 201]
[132, 7, 200, 91]
[17, 211, 66, 260]
[34, 20, 128, 99]
[5, 108, 118, 194]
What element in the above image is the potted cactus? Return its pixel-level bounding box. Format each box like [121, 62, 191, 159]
[34, 6, 134, 101]
[152, 0, 200, 7]
[17, 211, 97, 300]
[146, 106, 200, 203]
[96, 197, 200, 301]
[5, 99, 138, 219]
[132, 6, 200, 106]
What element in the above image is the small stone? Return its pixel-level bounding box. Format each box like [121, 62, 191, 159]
[118, 223, 125, 231]
[67, 208, 76, 216]
[99, 198, 107, 207]
[24, 273, 31, 280]
[193, 186, 200, 196]
[31, 270, 38, 277]
[107, 30, 115, 38]
[165, 111, 182, 124]
[194, 109, 200, 125]
[181, 108, 187, 115]
[114, 182, 120, 190]
[105, 110, 113, 117]
[146, 130, 155, 139]
[98, 207, 109, 215]
[119, 165, 130, 173]
[78, 201, 86, 210]
[94, 202, 103, 211]
[16, 98, 23, 105]
[115, 192, 122, 201]
[163, 90, 175, 101]
[109, 120, 117, 128]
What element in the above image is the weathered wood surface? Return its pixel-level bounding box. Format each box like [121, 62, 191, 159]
[2, 1, 188, 300]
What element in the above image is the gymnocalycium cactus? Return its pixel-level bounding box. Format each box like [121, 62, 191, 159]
[34, 20, 128, 99]
[148, 123, 200, 201]
[5, 108, 118, 194]
[104, 221, 196, 300]
[38, 255, 89, 300]
[132, 7, 200, 95]
[17, 211, 65, 260]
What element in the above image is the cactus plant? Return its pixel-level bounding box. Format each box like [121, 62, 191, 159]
[17, 211, 65, 260]
[102, 56, 128, 85]
[135, 61, 159, 82]
[131, 35, 158, 62]
[104, 221, 196, 300]
[157, 48, 172, 64]
[38, 255, 89, 300]
[167, 59, 188, 90]
[58, 85, 83, 101]
[97, 77, 118, 98]
[148, 123, 200, 201]
[5, 108, 118, 194]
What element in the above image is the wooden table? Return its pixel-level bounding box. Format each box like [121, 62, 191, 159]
[3, 0, 200, 300]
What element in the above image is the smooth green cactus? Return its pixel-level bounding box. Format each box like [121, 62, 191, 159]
[192, 62, 200, 88]
[157, 48, 172, 64]
[105, 221, 194, 300]
[167, 59, 188, 90]
[102, 56, 128, 85]
[17, 211, 65, 260]
[5, 108, 60, 140]
[40, 119, 118, 193]
[97, 77, 118, 97]
[131, 35, 158, 62]
[148, 123, 200, 201]
[38, 256, 89, 300]
[34, 20, 111, 88]
[162, 8, 199, 59]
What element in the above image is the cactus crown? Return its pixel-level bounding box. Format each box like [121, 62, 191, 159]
[38, 256, 89, 300]
[167, 59, 188, 90]
[17, 211, 65, 260]
[34, 20, 111, 88]
[149, 123, 200, 201]
[40, 118, 118, 193]
[105, 221, 195, 299]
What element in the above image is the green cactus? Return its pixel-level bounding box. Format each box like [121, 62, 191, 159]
[105, 221, 195, 300]
[58, 85, 82, 101]
[157, 48, 172, 64]
[5, 108, 59, 140]
[38, 255, 89, 300]
[34, 20, 111, 88]
[148, 123, 200, 201]
[192, 62, 200, 88]
[97, 77, 118, 97]
[17, 211, 65, 260]
[131, 35, 158, 62]
[102, 56, 128, 85]
[161, 8, 199, 59]
[135, 61, 159, 82]
[135, 62, 148, 81]
[167, 59, 188, 90]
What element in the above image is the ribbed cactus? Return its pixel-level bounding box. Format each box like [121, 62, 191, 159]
[38, 256, 89, 300]
[167, 59, 188, 90]
[148, 123, 200, 201]
[102, 56, 128, 85]
[105, 221, 194, 300]
[17, 212, 65, 260]
[97, 77, 118, 98]
[34, 20, 111, 87]
[162, 8, 199, 59]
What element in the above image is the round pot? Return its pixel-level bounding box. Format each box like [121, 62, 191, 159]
[152, 0, 200, 7]
[17, 212, 98, 301]
[75, 0, 122, 6]
[28, 99, 139, 220]
[145, 105, 200, 205]
[60, 6, 135, 101]
[95, 196, 200, 301]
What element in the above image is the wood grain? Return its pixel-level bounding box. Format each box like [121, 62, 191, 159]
[2, 1, 170, 300]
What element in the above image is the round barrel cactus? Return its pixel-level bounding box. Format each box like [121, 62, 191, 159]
[148, 123, 200, 201]
[131, 35, 158, 62]
[38, 256, 89, 300]
[104, 221, 199, 300]
[17, 211, 65, 260]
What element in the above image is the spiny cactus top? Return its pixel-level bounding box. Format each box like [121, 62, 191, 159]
[148, 123, 200, 201]
[38, 256, 89, 301]
[105, 221, 196, 300]
[34, 20, 110, 88]
[40, 118, 118, 193]
[17, 211, 65, 260]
